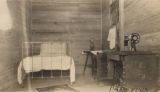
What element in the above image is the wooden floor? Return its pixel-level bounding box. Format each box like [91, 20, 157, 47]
[11, 74, 112, 92]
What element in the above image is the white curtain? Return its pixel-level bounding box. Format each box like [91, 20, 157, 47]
[0, 0, 12, 31]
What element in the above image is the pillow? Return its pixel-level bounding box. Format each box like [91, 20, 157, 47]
[40, 42, 67, 56]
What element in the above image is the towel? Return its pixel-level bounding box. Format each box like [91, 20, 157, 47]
[107, 26, 116, 49]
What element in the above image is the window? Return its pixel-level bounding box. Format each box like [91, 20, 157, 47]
[0, 0, 12, 31]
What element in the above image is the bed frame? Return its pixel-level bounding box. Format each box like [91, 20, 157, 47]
[21, 41, 74, 83]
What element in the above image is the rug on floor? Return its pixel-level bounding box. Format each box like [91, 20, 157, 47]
[36, 84, 79, 92]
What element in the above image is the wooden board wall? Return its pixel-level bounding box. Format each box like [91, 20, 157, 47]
[102, 0, 110, 50]
[124, 0, 160, 53]
[31, 0, 102, 74]
[0, 0, 30, 90]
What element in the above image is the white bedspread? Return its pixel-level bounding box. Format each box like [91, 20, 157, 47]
[17, 55, 75, 85]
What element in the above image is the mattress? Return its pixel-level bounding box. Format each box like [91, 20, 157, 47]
[17, 55, 75, 85]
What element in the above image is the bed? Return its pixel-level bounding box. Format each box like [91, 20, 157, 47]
[17, 42, 75, 85]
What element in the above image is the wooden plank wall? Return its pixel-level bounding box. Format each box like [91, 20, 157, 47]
[102, 0, 110, 50]
[124, 0, 160, 53]
[31, 0, 101, 74]
[0, 0, 30, 91]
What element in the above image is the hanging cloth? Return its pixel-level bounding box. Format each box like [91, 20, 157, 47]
[107, 26, 116, 49]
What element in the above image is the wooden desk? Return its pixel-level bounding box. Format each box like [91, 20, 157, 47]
[84, 50, 159, 91]
[101, 51, 159, 91]
[83, 50, 97, 76]
[90, 50, 105, 80]
[88, 50, 108, 80]
[83, 50, 107, 79]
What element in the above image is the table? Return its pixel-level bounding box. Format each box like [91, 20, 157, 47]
[82, 50, 96, 76]
[83, 50, 105, 79]
[100, 51, 159, 92]
[83, 50, 159, 92]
